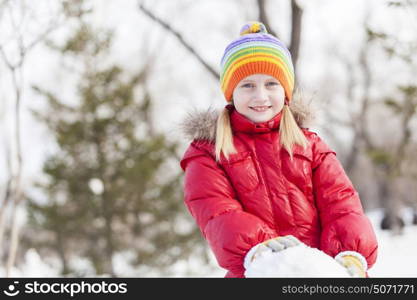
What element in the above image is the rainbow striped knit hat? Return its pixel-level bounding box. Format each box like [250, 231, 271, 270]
[220, 21, 295, 102]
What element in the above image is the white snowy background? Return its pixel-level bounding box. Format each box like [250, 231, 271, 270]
[1, 0, 417, 277]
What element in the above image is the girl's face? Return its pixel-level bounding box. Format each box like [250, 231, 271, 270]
[232, 74, 285, 123]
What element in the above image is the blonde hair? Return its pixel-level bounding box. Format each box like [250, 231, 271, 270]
[279, 104, 309, 159]
[215, 103, 308, 162]
[215, 107, 237, 162]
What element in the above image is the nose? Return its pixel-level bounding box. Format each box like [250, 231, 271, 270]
[252, 85, 268, 102]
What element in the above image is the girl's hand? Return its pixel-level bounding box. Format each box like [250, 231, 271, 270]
[245, 235, 303, 267]
[261, 235, 302, 253]
[335, 251, 368, 277]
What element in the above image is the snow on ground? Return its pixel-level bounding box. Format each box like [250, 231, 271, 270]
[1, 208, 416, 277]
[1, 249, 59, 277]
[367, 208, 417, 278]
[369, 225, 417, 277]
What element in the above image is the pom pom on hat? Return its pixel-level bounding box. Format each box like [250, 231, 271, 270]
[220, 21, 295, 103]
[239, 21, 268, 35]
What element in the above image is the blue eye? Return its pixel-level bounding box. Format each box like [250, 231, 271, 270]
[267, 82, 279, 86]
[242, 83, 254, 88]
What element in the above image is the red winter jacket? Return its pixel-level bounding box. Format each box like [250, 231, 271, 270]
[180, 104, 378, 278]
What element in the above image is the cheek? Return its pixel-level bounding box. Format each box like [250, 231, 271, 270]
[277, 86, 285, 97]
[270, 91, 285, 111]
[273, 91, 285, 104]
[232, 90, 249, 106]
[274, 88, 285, 103]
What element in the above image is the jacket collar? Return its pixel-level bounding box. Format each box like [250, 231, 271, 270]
[179, 96, 315, 142]
[227, 104, 283, 134]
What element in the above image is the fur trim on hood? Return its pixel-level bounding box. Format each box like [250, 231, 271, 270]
[179, 97, 316, 142]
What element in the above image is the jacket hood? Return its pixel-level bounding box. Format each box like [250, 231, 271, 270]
[179, 97, 316, 142]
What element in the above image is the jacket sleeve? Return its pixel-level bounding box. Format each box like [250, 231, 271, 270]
[311, 134, 378, 269]
[180, 141, 277, 276]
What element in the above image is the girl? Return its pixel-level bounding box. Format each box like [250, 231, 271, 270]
[180, 21, 377, 278]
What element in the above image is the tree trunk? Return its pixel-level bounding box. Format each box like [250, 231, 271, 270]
[257, 0, 278, 37]
[289, 0, 303, 71]
[378, 173, 403, 234]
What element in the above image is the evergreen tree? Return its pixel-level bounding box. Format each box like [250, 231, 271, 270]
[25, 6, 201, 276]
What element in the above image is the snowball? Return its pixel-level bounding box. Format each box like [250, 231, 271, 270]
[244, 244, 351, 277]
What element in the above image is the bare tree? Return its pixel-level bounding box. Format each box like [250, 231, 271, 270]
[377, 85, 417, 233]
[256, 0, 278, 37]
[0, 0, 62, 276]
[321, 11, 417, 233]
[257, 0, 303, 71]
[343, 23, 375, 174]
[139, 0, 304, 79]
[289, 0, 302, 70]
[138, 2, 219, 80]
[0, 138, 12, 263]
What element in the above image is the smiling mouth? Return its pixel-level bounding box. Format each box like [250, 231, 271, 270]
[250, 106, 272, 112]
